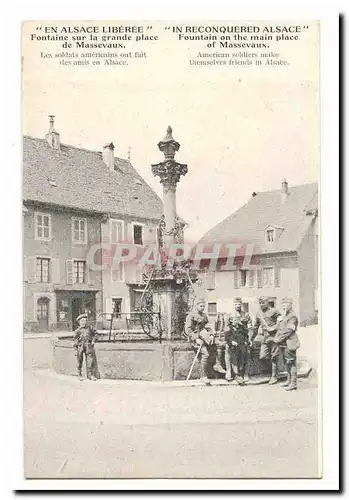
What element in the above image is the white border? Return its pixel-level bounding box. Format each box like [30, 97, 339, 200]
[2, 0, 341, 493]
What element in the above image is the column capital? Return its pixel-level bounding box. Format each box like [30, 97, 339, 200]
[151, 159, 188, 189]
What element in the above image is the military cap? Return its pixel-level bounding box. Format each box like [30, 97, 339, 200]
[76, 313, 88, 322]
[258, 296, 268, 304]
[281, 297, 293, 306]
[233, 297, 242, 304]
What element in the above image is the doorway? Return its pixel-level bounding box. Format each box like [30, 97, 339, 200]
[72, 297, 83, 330]
[36, 297, 50, 332]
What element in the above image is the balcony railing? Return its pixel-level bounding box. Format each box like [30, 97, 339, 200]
[95, 311, 163, 342]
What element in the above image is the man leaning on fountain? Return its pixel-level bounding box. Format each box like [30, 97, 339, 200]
[184, 298, 218, 385]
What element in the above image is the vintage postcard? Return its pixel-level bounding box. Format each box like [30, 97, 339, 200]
[22, 19, 321, 480]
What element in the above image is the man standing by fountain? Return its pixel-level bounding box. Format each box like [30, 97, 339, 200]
[73, 313, 98, 381]
[184, 298, 217, 385]
[224, 297, 252, 384]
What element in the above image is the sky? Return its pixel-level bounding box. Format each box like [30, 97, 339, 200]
[22, 21, 319, 241]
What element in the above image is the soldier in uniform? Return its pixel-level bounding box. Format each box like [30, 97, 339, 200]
[251, 296, 281, 385]
[73, 313, 98, 381]
[213, 312, 227, 376]
[184, 298, 217, 385]
[224, 297, 252, 384]
[273, 297, 300, 391]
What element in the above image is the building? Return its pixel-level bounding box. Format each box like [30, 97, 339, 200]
[23, 117, 162, 332]
[197, 181, 319, 326]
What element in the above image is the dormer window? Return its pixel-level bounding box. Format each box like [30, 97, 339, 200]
[265, 224, 283, 243]
[266, 228, 275, 243]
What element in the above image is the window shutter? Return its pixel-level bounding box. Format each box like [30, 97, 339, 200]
[26, 257, 37, 283]
[87, 266, 95, 286]
[105, 297, 112, 314]
[274, 267, 281, 287]
[206, 270, 216, 290]
[248, 270, 255, 287]
[233, 270, 239, 288]
[66, 260, 73, 285]
[239, 270, 245, 287]
[257, 269, 263, 288]
[51, 259, 60, 284]
[101, 222, 110, 244]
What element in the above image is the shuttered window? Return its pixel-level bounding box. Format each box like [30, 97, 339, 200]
[36, 258, 50, 283]
[72, 218, 87, 244]
[73, 260, 86, 284]
[110, 219, 124, 244]
[35, 213, 51, 241]
[262, 267, 274, 287]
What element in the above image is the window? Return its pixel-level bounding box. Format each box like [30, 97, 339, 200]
[133, 224, 143, 245]
[73, 260, 86, 284]
[72, 218, 87, 244]
[266, 228, 275, 242]
[262, 267, 274, 287]
[110, 219, 124, 244]
[36, 258, 50, 283]
[111, 264, 124, 282]
[112, 298, 123, 318]
[239, 269, 247, 287]
[35, 213, 51, 240]
[208, 302, 217, 316]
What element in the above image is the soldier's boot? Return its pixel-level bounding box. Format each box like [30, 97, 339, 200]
[280, 374, 291, 387]
[285, 365, 297, 391]
[268, 362, 278, 385]
[77, 371, 84, 381]
[213, 347, 226, 375]
[213, 363, 226, 375]
[200, 377, 211, 386]
[225, 367, 233, 382]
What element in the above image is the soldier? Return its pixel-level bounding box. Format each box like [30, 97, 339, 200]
[273, 298, 300, 391]
[184, 298, 217, 385]
[73, 313, 98, 381]
[213, 312, 227, 376]
[251, 296, 281, 385]
[224, 298, 252, 384]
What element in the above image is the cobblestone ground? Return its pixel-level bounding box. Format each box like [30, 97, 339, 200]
[23, 327, 320, 479]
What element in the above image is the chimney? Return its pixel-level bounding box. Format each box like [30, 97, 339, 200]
[45, 115, 60, 150]
[281, 178, 290, 202]
[102, 142, 115, 169]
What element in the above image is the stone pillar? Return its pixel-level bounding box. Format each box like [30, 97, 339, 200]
[152, 126, 187, 246]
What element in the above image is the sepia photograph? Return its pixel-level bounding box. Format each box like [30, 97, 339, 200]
[20, 18, 323, 481]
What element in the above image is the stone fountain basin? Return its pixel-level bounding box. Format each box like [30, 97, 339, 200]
[52, 334, 311, 382]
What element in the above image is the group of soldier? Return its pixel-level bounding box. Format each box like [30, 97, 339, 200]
[184, 295, 300, 391]
[72, 294, 300, 391]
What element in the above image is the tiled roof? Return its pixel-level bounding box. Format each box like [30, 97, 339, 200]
[199, 182, 318, 254]
[23, 136, 163, 221]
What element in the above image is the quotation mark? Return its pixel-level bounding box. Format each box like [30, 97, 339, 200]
[146, 26, 152, 30]
[36, 26, 42, 31]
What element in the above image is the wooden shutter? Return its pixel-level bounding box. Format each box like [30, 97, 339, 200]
[66, 259, 73, 285]
[51, 259, 61, 284]
[239, 270, 245, 287]
[26, 256, 37, 283]
[257, 269, 263, 288]
[110, 219, 123, 243]
[87, 266, 95, 286]
[248, 270, 255, 287]
[274, 267, 281, 287]
[233, 270, 239, 288]
[101, 222, 110, 244]
[206, 270, 216, 290]
[105, 297, 113, 314]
